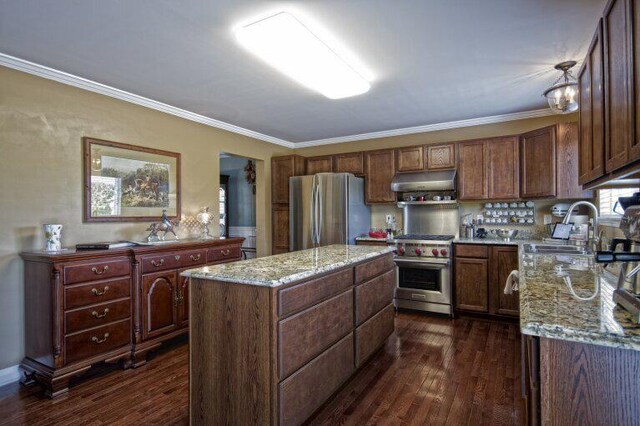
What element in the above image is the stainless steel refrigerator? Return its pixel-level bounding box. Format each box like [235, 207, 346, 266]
[290, 173, 371, 251]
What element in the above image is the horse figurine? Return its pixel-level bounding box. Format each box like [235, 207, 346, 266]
[146, 209, 179, 241]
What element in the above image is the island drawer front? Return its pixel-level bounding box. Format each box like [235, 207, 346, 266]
[141, 253, 182, 273]
[279, 332, 354, 426]
[278, 268, 354, 317]
[355, 304, 395, 367]
[64, 318, 131, 364]
[355, 254, 394, 284]
[64, 278, 131, 310]
[455, 244, 488, 258]
[64, 258, 131, 285]
[278, 289, 353, 380]
[180, 249, 207, 268]
[355, 269, 395, 326]
[65, 298, 131, 334]
[207, 245, 242, 263]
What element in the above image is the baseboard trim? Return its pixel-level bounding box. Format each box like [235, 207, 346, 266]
[0, 364, 21, 387]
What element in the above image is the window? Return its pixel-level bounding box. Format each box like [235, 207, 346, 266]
[598, 188, 638, 216]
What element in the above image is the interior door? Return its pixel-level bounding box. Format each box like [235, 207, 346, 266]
[142, 270, 178, 339]
[316, 173, 347, 246]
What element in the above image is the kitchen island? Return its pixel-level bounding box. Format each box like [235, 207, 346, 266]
[519, 248, 640, 425]
[182, 244, 396, 426]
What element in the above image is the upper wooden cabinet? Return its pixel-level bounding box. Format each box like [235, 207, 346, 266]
[458, 141, 488, 200]
[364, 149, 396, 204]
[395, 146, 424, 172]
[333, 152, 364, 175]
[271, 155, 305, 204]
[556, 122, 594, 199]
[579, 21, 606, 185]
[306, 155, 333, 174]
[520, 126, 557, 198]
[426, 143, 456, 170]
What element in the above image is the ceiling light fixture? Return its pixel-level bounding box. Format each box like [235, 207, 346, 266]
[543, 61, 579, 114]
[235, 12, 371, 99]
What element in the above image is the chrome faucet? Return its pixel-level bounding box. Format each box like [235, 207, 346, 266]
[562, 201, 600, 251]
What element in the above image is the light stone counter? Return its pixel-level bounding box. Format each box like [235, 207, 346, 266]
[519, 248, 640, 351]
[181, 244, 394, 287]
[453, 237, 541, 246]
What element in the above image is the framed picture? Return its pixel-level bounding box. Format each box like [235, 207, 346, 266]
[83, 137, 181, 222]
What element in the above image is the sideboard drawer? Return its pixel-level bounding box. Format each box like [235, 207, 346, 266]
[180, 249, 207, 268]
[278, 268, 354, 318]
[278, 289, 353, 380]
[207, 245, 242, 263]
[355, 304, 395, 367]
[65, 318, 131, 364]
[279, 333, 354, 426]
[64, 258, 130, 285]
[64, 278, 131, 310]
[354, 253, 394, 284]
[65, 298, 131, 334]
[355, 269, 395, 326]
[141, 253, 181, 273]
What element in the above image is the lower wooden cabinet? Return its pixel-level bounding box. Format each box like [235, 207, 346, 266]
[454, 244, 519, 318]
[272, 203, 290, 254]
[141, 270, 178, 339]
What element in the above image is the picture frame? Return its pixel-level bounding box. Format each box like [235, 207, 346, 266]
[83, 137, 181, 222]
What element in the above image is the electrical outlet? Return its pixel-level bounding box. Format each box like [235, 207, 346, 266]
[544, 214, 552, 225]
[385, 214, 393, 223]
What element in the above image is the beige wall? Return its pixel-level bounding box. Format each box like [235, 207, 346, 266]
[0, 66, 292, 369]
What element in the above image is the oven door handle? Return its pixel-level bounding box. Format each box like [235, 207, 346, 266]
[394, 258, 450, 268]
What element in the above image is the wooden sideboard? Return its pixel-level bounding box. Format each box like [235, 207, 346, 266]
[190, 252, 395, 426]
[20, 238, 243, 397]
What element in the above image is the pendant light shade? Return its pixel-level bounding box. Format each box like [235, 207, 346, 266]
[543, 61, 579, 114]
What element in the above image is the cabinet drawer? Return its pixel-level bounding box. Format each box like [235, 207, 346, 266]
[207, 245, 241, 263]
[279, 333, 354, 426]
[278, 290, 353, 380]
[65, 278, 131, 310]
[65, 298, 131, 334]
[355, 269, 395, 326]
[278, 268, 353, 317]
[180, 249, 207, 268]
[355, 304, 394, 367]
[455, 244, 488, 258]
[64, 319, 131, 364]
[355, 254, 394, 284]
[141, 253, 181, 273]
[64, 258, 130, 285]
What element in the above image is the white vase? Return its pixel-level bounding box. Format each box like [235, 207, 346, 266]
[43, 224, 63, 251]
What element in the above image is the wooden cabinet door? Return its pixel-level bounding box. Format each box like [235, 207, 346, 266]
[271, 156, 305, 204]
[556, 122, 594, 199]
[395, 146, 424, 172]
[364, 150, 396, 204]
[272, 204, 290, 254]
[633, 0, 640, 160]
[604, 0, 633, 172]
[487, 136, 520, 199]
[520, 126, 557, 198]
[426, 143, 456, 170]
[306, 156, 333, 174]
[458, 141, 488, 200]
[333, 152, 364, 175]
[579, 22, 606, 184]
[454, 257, 488, 312]
[489, 246, 519, 317]
[142, 270, 178, 339]
[177, 269, 190, 327]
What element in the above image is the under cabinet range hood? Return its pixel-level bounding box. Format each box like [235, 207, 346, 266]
[390, 170, 457, 192]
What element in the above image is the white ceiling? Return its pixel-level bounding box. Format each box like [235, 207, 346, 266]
[0, 0, 606, 144]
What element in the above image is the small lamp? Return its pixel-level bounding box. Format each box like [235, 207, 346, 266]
[196, 207, 214, 240]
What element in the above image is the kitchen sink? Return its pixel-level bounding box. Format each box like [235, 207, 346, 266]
[524, 243, 591, 255]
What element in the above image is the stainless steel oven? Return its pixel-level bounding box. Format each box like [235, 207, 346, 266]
[394, 257, 452, 315]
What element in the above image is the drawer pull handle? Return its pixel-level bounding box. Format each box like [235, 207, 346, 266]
[91, 265, 109, 275]
[221, 249, 230, 256]
[175, 255, 181, 260]
[91, 308, 110, 319]
[91, 333, 109, 344]
[190, 254, 201, 261]
[151, 259, 165, 267]
[91, 286, 110, 296]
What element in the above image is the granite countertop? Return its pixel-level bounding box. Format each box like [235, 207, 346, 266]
[454, 237, 542, 246]
[519, 248, 640, 351]
[181, 244, 395, 287]
[355, 236, 392, 242]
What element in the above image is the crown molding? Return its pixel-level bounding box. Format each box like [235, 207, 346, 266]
[294, 108, 555, 148]
[0, 52, 295, 149]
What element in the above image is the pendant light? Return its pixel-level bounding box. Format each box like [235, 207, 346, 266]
[543, 61, 578, 114]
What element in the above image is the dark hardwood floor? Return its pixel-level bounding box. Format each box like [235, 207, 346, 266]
[0, 312, 523, 425]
